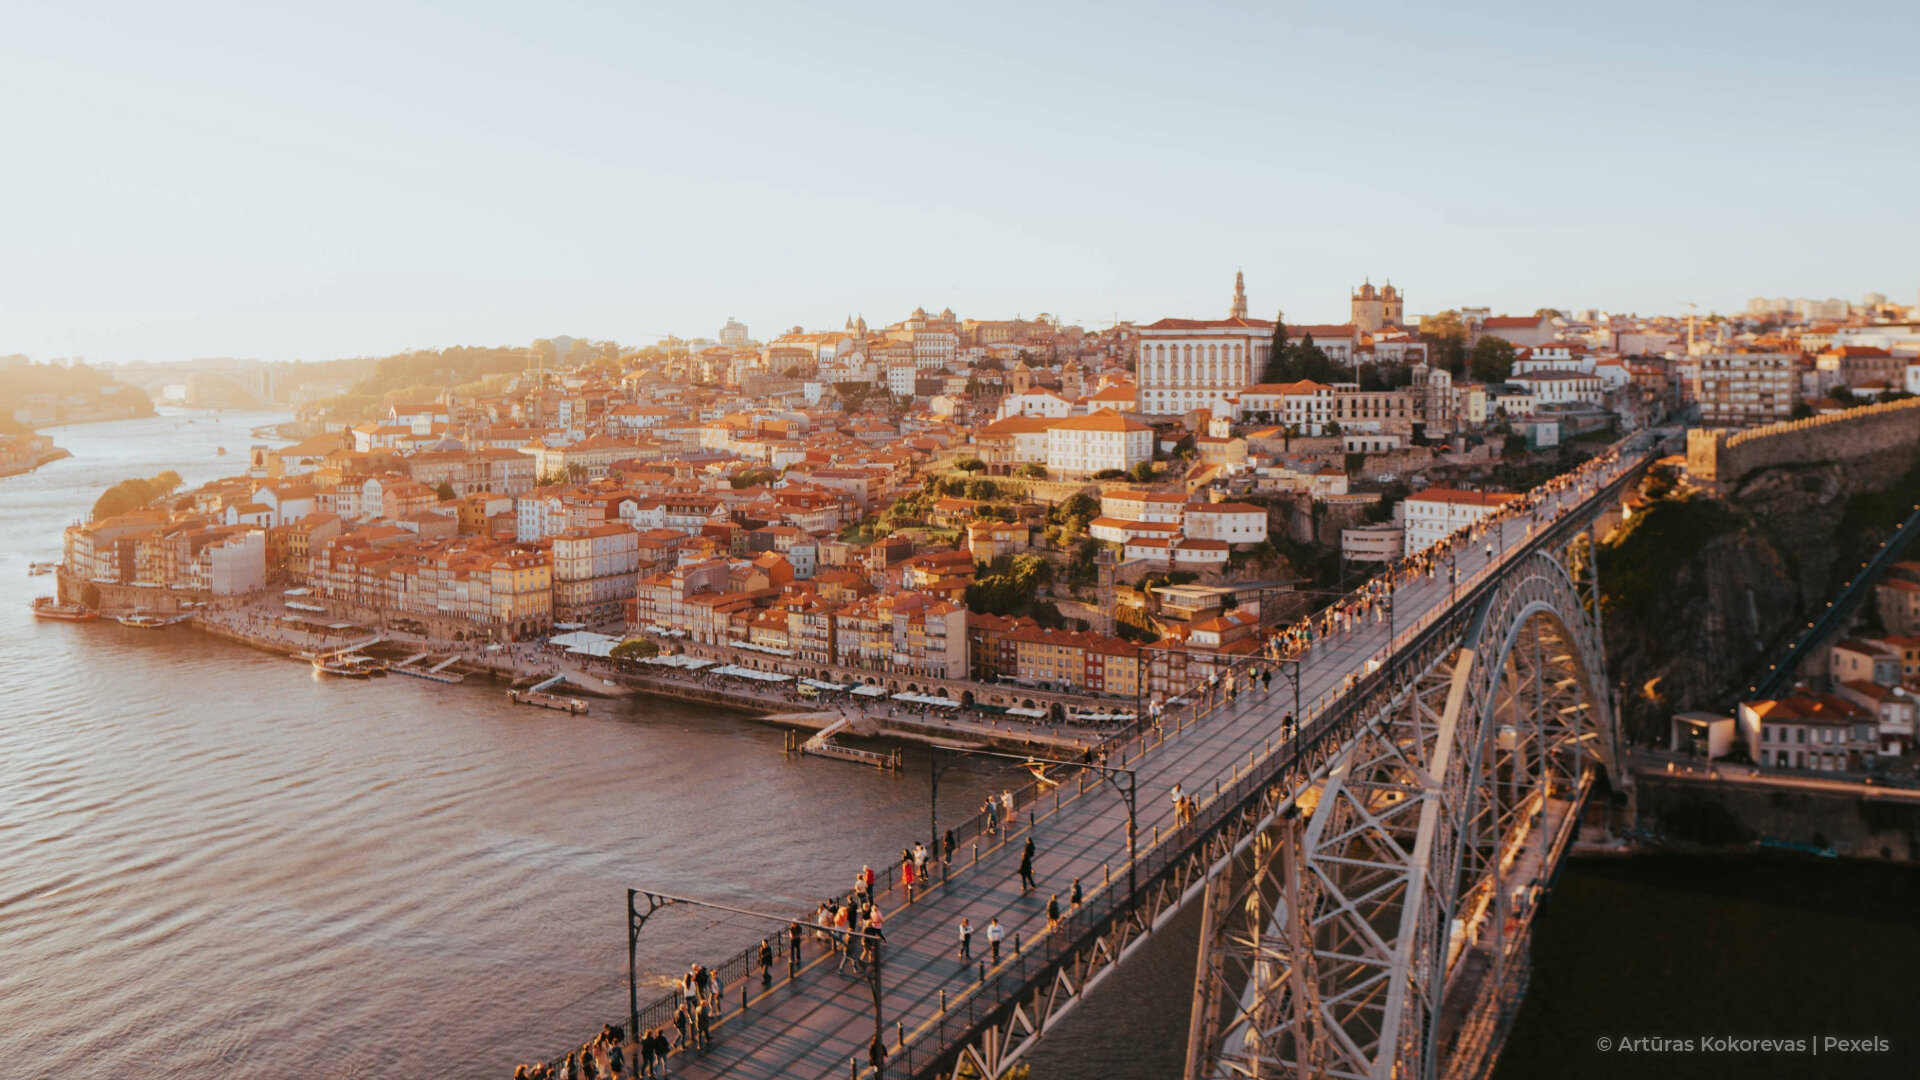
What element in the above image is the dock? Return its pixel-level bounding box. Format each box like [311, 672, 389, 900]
[787, 714, 903, 770]
[388, 651, 468, 684]
[507, 687, 589, 713]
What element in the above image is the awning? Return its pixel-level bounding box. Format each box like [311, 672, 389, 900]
[892, 692, 961, 708]
[850, 684, 888, 697]
[639, 655, 715, 670]
[1005, 707, 1048, 719]
[709, 664, 792, 682]
[802, 678, 851, 692]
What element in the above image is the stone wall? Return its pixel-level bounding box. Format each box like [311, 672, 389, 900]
[1635, 771, 1920, 862]
[1687, 397, 1920, 494]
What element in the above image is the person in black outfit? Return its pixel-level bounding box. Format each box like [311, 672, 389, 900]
[870, 1034, 889, 1075]
[759, 938, 774, 986]
[1018, 838, 1036, 892]
[943, 827, 956, 867]
[1071, 877, 1083, 910]
[606, 1028, 625, 1079]
[788, 920, 803, 977]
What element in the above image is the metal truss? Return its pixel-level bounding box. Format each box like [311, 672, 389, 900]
[1189, 550, 1620, 1080]
[903, 492, 1636, 1080]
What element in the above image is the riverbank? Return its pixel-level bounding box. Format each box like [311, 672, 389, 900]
[181, 598, 1103, 755]
[0, 446, 71, 478]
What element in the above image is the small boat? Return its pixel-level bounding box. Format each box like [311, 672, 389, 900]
[116, 611, 172, 628]
[31, 597, 96, 621]
[216, 446, 228, 455]
[313, 654, 385, 678]
[28, 562, 56, 575]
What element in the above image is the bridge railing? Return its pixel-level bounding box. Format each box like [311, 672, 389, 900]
[889, 452, 1650, 1078]
[533, 453, 1649, 1077]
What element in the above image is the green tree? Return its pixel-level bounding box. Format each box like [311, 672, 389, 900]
[610, 638, 660, 662]
[1419, 311, 1468, 375]
[1470, 336, 1518, 383]
[91, 470, 184, 520]
[1128, 460, 1156, 483]
[954, 457, 986, 473]
[1016, 462, 1048, 479]
[434, 481, 456, 501]
[1261, 311, 1291, 383]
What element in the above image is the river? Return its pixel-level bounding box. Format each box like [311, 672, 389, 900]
[7, 411, 1916, 1080]
[0, 409, 1007, 1079]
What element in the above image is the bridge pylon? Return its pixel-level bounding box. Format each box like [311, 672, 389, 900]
[1186, 548, 1622, 1080]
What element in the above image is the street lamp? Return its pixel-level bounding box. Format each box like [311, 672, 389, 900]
[929, 744, 1139, 897]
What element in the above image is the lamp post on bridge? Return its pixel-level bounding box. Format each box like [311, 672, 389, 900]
[929, 744, 1138, 898]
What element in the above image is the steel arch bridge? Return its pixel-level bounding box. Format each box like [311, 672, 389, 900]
[580, 451, 1648, 1080]
[1184, 546, 1622, 1080]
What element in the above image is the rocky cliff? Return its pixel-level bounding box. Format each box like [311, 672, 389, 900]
[1601, 444, 1920, 742]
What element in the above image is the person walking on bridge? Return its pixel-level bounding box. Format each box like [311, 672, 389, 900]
[1019, 837, 1037, 892]
[758, 937, 773, 987]
[870, 1034, 890, 1076]
[958, 916, 973, 961]
[988, 916, 1004, 963]
[943, 827, 956, 867]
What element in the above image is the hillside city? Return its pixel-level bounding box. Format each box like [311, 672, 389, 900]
[35, 277, 1920, 763]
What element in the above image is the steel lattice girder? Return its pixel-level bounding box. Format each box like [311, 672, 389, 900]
[1200, 551, 1619, 1080]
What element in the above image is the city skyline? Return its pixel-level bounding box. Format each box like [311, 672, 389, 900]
[4, 1, 1918, 364]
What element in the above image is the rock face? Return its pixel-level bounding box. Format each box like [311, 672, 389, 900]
[1604, 449, 1920, 742]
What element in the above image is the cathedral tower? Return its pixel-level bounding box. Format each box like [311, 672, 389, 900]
[1230, 271, 1248, 320]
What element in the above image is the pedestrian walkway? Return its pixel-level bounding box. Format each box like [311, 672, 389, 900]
[518, 447, 1646, 1080]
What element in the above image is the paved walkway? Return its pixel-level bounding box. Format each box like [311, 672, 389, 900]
[630, 457, 1639, 1080]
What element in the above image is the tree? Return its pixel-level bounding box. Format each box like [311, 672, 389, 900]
[610, 638, 660, 662]
[954, 457, 986, 473]
[434, 481, 456, 501]
[91, 470, 184, 521]
[1128, 460, 1156, 483]
[1470, 336, 1517, 383]
[1016, 462, 1048, 479]
[1419, 311, 1468, 376]
[1261, 311, 1291, 383]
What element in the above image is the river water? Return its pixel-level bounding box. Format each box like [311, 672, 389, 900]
[0, 409, 1009, 1079]
[8, 411, 1917, 1080]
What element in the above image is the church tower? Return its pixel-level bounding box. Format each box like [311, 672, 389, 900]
[1230, 271, 1248, 320]
[1351, 278, 1406, 332]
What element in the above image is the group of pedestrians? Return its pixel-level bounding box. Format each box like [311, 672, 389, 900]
[515, 1023, 670, 1080]
[670, 962, 725, 1052]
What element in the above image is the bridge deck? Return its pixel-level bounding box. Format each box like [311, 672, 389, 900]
[618, 458, 1636, 1080]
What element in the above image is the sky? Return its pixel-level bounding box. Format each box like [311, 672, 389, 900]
[3, 1, 1916, 365]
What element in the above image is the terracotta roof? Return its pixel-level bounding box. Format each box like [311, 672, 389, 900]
[1050, 408, 1152, 433]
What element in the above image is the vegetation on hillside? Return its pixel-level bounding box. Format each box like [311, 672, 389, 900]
[311, 345, 558, 421]
[92, 470, 183, 521]
[1596, 493, 1739, 619]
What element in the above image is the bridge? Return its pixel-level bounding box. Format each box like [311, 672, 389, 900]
[564, 443, 1650, 1080]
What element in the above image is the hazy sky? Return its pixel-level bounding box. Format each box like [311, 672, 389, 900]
[4, 2, 1915, 364]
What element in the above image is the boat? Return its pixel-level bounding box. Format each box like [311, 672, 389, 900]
[28, 561, 56, 575]
[116, 611, 172, 628]
[31, 597, 96, 621]
[507, 688, 590, 713]
[216, 446, 228, 455]
[313, 654, 385, 678]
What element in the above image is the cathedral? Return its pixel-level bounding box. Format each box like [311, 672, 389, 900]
[1350, 279, 1404, 333]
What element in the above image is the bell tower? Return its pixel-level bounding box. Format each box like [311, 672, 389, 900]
[1230, 271, 1248, 320]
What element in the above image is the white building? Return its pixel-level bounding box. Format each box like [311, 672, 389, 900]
[1508, 370, 1604, 406]
[886, 362, 918, 398]
[1181, 502, 1268, 544]
[1401, 488, 1517, 556]
[1234, 380, 1335, 433]
[1045, 409, 1155, 478]
[202, 530, 266, 595]
[1136, 273, 1275, 417]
